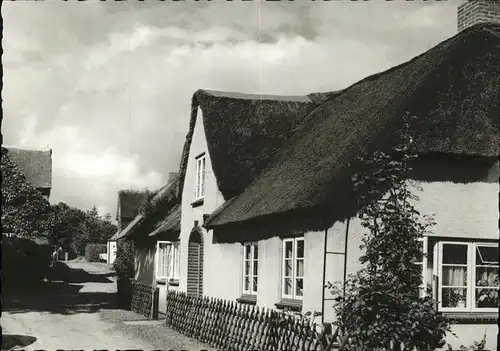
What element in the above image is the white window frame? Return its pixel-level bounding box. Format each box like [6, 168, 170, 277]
[242, 242, 258, 295]
[416, 237, 428, 298]
[282, 237, 305, 300]
[472, 243, 499, 313]
[194, 154, 206, 201]
[155, 241, 180, 280]
[437, 241, 498, 313]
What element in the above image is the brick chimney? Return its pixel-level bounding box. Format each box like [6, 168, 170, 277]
[457, 0, 500, 32]
[168, 172, 178, 184]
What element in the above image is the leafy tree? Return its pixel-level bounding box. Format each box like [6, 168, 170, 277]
[1, 148, 55, 240]
[329, 115, 451, 351]
[51, 202, 88, 253]
[51, 202, 116, 255]
[87, 205, 100, 220]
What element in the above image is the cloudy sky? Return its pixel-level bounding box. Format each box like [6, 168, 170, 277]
[2, 0, 459, 219]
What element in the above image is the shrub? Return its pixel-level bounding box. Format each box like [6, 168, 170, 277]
[113, 239, 135, 309]
[329, 114, 451, 351]
[84, 243, 107, 262]
[113, 239, 135, 279]
[2, 234, 52, 289]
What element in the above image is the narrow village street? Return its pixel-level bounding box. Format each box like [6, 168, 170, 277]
[1, 260, 211, 351]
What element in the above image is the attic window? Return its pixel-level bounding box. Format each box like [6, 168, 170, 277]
[194, 153, 206, 201]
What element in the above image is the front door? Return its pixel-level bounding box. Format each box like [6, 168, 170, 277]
[186, 226, 203, 296]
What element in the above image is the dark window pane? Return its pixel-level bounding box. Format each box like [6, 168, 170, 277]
[442, 244, 468, 265]
[475, 288, 499, 308]
[476, 246, 499, 265]
[284, 278, 292, 295]
[297, 240, 304, 258]
[285, 241, 293, 259]
[296, 278, 303, 297]
[284, 260, 292, 277]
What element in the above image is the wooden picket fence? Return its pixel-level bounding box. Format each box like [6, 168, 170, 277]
[165, 291, 342, 351]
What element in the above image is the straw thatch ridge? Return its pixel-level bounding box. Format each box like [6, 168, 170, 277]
[116, 174, 181, 241]
[117, 190, 149, 220]
[205, 23, 500, 230]
[3, 147, 52, 189]
[177, 89, 328, 201]
[148, 204, 181, 238]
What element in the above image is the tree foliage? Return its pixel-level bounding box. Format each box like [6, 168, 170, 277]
[113, 239, 135, 279]
[1, 148, 55, 239]
[329, 114, 451, 351]
[51, 202, 117, 256]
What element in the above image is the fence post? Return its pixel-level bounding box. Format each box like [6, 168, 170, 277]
[152, 287, 159, 320]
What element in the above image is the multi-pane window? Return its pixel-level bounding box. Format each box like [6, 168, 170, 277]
[282, 237, 304, 300]
[415, 237, 428, 297]
[194, 154, 206, 200]
[242, 243, 258, 295]
[156, 241, 180, 280]
[438, 242, 499, 312]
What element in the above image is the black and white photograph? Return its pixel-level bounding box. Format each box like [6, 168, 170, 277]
[1, 0, 499, 350]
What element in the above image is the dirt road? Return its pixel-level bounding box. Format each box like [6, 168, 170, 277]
[1, 260, 155, 350]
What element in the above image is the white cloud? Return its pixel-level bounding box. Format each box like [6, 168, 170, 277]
[2, 0, 460, 217]
[15, 123, 164, 215]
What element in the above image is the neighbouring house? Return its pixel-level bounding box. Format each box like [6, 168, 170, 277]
[107, 232, 119, 265]
[116, 172, 180, 315]
[175, 21, 499, 351]
[3, 146, 53, 200]
[108, 190, 148, 264]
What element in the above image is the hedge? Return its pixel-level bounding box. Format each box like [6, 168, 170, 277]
[84, 243, 107, 262]
[2, 234, 52, 289]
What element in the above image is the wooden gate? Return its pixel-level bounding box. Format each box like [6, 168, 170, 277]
[187, 225, 204, 296]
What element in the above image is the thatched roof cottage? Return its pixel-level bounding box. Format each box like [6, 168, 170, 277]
[107, 189, 149, 264]
[115, 172, 181, 315]
[3, 146, 53, 199]
[176, 22, 499, 350]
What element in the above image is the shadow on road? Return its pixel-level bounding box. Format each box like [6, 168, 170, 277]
[48, 261, 114, 284]
[3, 262, 118, 315]
[1, 334, 37, 351]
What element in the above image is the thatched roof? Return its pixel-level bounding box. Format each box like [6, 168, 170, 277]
[117, 190, 148, 220]
[177, 89, 327, 201]
[3, 147, 52, 189]
[115, 174, 181, 241]
[148, 204, 181, 238]
[205, 23, 500, 229]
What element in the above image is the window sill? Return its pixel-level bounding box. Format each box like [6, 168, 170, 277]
[442, 312, 498, 324]
[156, 278, 180, 287]
[275, 299, 303, 312]
[191, 198, 204, 208]
[236, 294, 257, 305]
